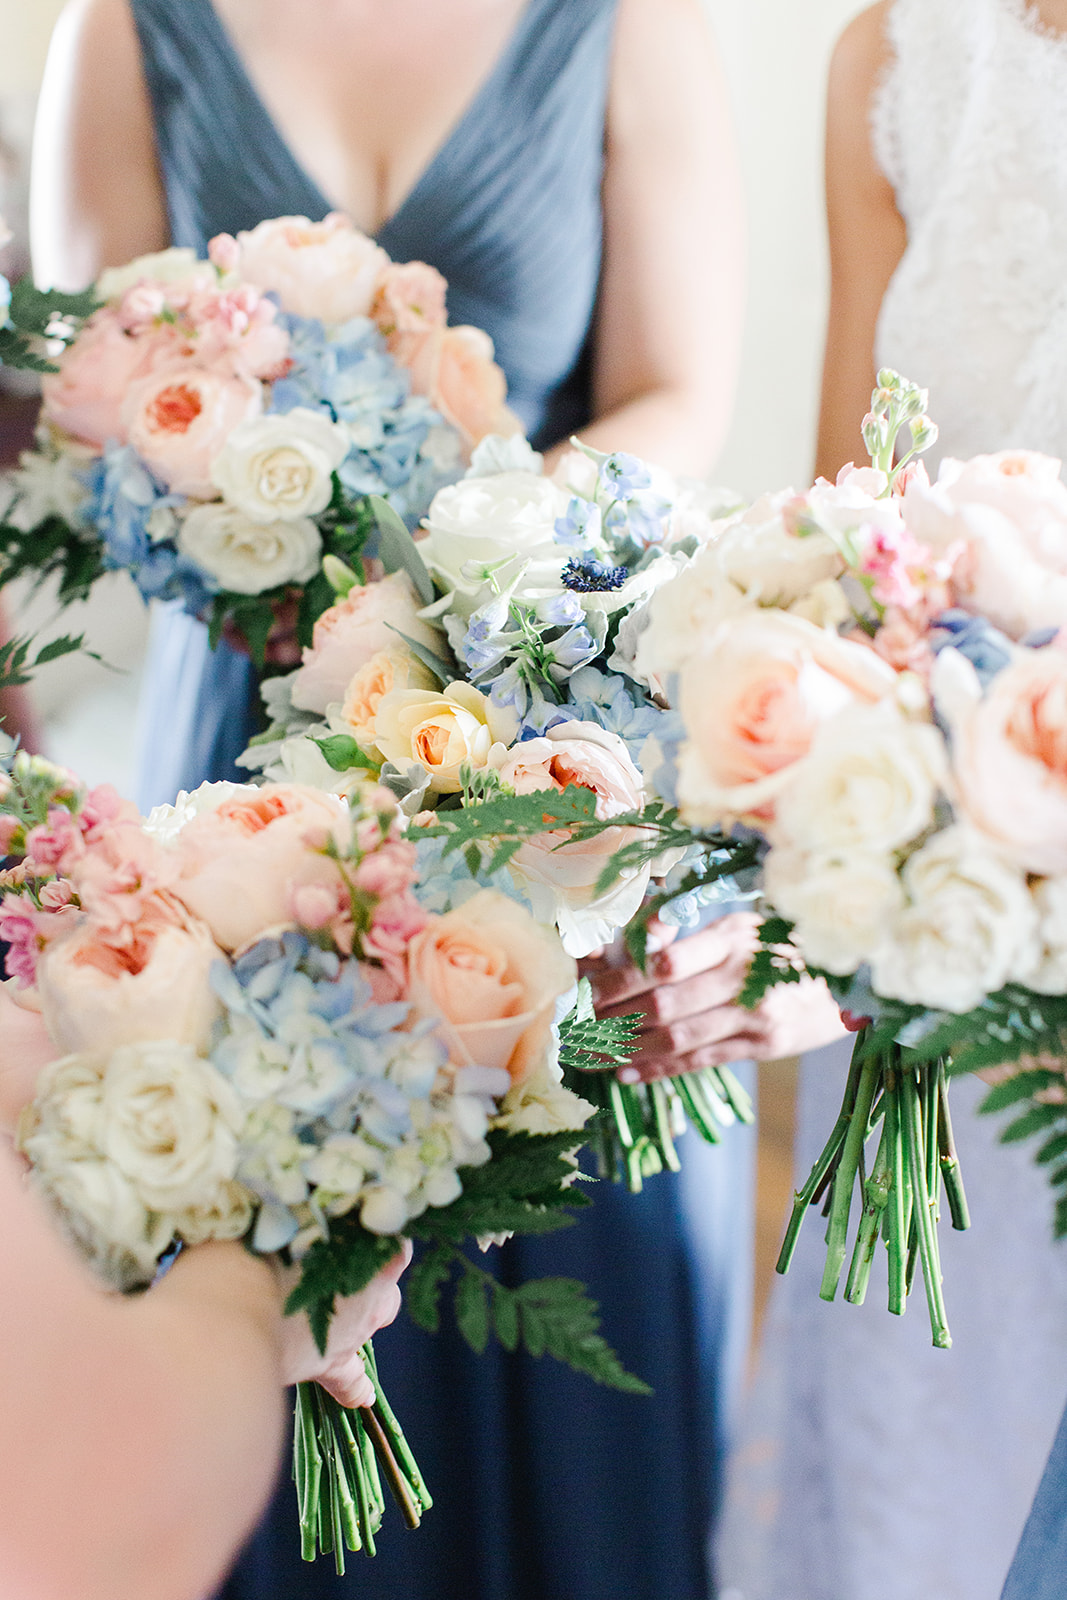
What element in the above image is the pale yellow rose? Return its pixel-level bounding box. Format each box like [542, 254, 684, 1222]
[340, 647, 438, 749]
[405, 890, 575, 1087]
[373, 681, 518, 792]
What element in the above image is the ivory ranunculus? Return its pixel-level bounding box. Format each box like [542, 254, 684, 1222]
[209, 408, 349, 522]
[420, 470, 569, 610]
[764, 845, 904, 976]
[290, 571, 445, 715]
[172, 783, 349, 950]
[340, 647, 438, 747]
[38, 1154, 173, 1290]
[405, 890, 575, 1087]
[213, 214, 390, 324]
[178, 503, 322, 594]
[943, 645, 1067, 877]
[100, 1040, 244, 1213]
[871, 826, 1039, 1013]
[122, 365, 263, 498]
[903, 451, 1067, 638]
[36, 895, 222, 1056]
[675, 610, 897, 827]
[373, 681, 519, 793]
[491, 720, 651, 956]
[773, 703, 948, 856]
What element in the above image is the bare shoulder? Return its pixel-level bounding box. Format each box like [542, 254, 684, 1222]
[608, 0, 726, 142]
[829, 1, 895, 109]
[48, 0, 147, 95]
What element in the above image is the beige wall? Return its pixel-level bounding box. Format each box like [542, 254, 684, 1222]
[0, 0, 66, 96]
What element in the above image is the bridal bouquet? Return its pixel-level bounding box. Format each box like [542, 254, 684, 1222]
[634, 369, 1067, 1346]
[239, 435, 757, 1188]
[0, 213, 518, 661]
[0, 750, 647, 1568]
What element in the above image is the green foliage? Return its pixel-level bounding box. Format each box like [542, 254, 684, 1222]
[314, 735, 380, 774]
[737, 918, 806, 1010]
[622, 846, 761, 970]
[369, 494, 436, 604]
[904, 986, 1067, 1074]
[285, 1226, 406, 1354]
[408, 1129, 590, 1248]
[0, 281, 97, 373]
[0, 632, 93, 691]
[0, 511, 108, 606]
[406, 1246, 652, 1394]
[558, 979, 642, 1075]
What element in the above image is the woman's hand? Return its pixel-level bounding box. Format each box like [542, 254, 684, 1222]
[275, 1242, 412, 1408]
[580, 912, 846, 1082]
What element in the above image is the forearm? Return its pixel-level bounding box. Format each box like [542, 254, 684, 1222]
[543, 382, 733, 480]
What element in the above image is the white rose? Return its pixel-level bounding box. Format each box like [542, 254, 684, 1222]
[36, 1157, 173, 1290]
[20, 1052, 109, 1159]
[101, 1041, 243, 1212]
[144, 782, 246, 847]
[871, 826, 1039, 1013]
[497, 1052, 594, 1136]
[634, 540, 749, 682]
[764, 845, 905, 976]
[178, 503, 322, 594]
[773, 703, 948, 856]
[175, 1179, 256, 1246]
[716, 490, 846, 606]
[420, 470, 569, 610]
[210, 408, 349, 522]
[1019, 876, 1067, 995]
[96, 247, 207, 302]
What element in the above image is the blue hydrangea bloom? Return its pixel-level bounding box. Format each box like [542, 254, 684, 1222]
[82, 446, 213, 612]
[930, 609, 1014, 685]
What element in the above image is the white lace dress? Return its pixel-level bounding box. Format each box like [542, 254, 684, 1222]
[718, 6, 1067, 1597]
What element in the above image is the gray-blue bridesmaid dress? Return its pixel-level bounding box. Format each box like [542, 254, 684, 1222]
[129, 3, 754, 1596]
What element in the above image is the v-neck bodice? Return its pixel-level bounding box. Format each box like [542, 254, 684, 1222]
[130, 0, 620, 448]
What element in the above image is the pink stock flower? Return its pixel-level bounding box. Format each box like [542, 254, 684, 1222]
[363, 891, 430, 987]
[0, 900, 72, 988]
[0, 816, 19, 854]
[71, 824, 178, 946]
[39, 880, 76, 910]
[352, 840, 419, 900]
[183, 285, 291, 380]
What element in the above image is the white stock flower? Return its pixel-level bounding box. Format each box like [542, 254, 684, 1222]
[1019, 877, 1067, 995]
[773, 703, 948, 856]
[420, 470, 569, 610]
[210, 408, 349, 522]
[100, 1041, 244, 1212]
[179, 503, 322, 594]
[871, 826, 1039, 1013]
[764, 845, 904, 976]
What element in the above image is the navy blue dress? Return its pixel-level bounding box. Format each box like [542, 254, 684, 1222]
[129, 4, 755, 1596]
[1001, 1400, 1067, 1600]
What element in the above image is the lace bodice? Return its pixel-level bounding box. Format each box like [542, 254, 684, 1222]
[873, 0, 1067, 464]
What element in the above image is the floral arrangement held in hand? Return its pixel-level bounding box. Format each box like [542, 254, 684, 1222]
[0, 213, 518, 661]
[0, 750, 647, 1569]
[635, 369, 1067, 1347]
[241, 434, 758, 1188]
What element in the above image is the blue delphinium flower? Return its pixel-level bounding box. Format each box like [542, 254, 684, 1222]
[554, 496, 604, 553]
[930, 609, 1014, 686]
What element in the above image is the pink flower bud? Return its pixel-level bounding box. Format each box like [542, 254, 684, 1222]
[208, 232, 241, 273]
[288, 882, 341, 929]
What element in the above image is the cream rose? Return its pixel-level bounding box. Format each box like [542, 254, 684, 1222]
[178, 503, 322, 594]
[210, 408, 349, 522]
[100, 1040, 243, 1213]
[174, 1178, 256, 1247]
[420, 470, 569, 611]
[764, 845, 905, 976]
[37, 1155, 173, 1290]
[36, 897, 222, 1057]
[290, 571, 445, 714]
[340, 646, 438, 746]
[717, 489, 847, 606]
[1021, 876, 1067, 994]
[373, 680, 519, 792]
[215, 214, 390, 324]
[96, 247, 209, 303]
[903, 451, 1067, 638]
[675, 610, 897, 827]
[405, 890, 575, 1087]
[634, 540, 749, 684]
[172, 783, 349, 950]
[122, 365, 264, 498]
[941, 645, 1067, 877]
[491, 720, 650, 956]
[871, 826, 1039, 1013]
[773, 703, 948, 856]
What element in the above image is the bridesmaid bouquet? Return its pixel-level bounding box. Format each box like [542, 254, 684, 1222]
[239, 435, 758, 1188]
[634, 370, 1067, 1346]
[0, 751, 647, 1569]
[0, 213, 519, 662]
